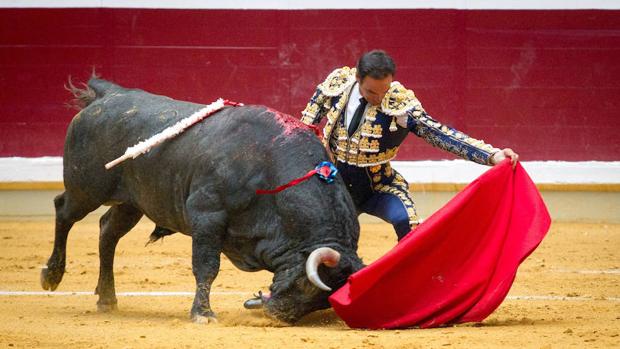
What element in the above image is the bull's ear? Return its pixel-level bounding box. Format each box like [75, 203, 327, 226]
[337, 257, 353, 274]
[333, 255, 364, 282]
[328, 257, 354, 284]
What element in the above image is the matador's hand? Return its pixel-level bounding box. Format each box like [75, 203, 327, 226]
[491, 148, 519, 169]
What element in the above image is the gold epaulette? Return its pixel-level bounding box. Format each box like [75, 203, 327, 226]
[318, 66, 357, 97]
[381, 82, 424, 116]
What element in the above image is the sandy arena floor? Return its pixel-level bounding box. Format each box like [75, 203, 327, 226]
[0, 216, 618, 348]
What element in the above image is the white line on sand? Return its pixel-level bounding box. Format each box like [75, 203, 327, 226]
[0, 290, 238, 296]
[551, 269, 620, 275]
[506, 295, 619, 302]
[0, 290, 618, 302]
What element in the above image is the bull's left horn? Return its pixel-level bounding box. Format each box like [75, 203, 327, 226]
[305, 247, 341, 291]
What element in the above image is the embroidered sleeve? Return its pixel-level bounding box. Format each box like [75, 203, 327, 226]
[301, 87, 328, 125]
[406, 111, 500, 165]
[381, 82, 423, 116]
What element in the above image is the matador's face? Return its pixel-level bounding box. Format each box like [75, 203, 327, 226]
[357, 74, 393, 106]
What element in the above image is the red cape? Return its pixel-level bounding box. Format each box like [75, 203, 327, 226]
[329, 160, 551, 329]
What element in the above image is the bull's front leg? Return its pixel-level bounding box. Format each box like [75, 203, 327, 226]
[42, 192, 95, 291]
[189, 211, 226, 324]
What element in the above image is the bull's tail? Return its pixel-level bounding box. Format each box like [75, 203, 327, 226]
[65, 73, 123, 110]
[65, 76, 96, 111]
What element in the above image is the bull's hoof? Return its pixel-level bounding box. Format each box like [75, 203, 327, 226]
[97, 302, 118, 312]
[192, 315, 218, 324]
[40, 266, 63, 291]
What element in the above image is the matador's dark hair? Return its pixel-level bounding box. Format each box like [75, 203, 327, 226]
[356, 50, 396, 80]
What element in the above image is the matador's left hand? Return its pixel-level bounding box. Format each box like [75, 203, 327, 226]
[491, 148, 519, 169]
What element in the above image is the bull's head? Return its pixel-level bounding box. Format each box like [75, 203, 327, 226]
[255, 246, 363, 323]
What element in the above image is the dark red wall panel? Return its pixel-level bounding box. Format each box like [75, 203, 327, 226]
[1, 8, 618, 160]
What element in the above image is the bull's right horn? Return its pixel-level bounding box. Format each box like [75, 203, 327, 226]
[305, 247, 341, 291]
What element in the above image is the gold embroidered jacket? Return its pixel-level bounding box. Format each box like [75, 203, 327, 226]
[301, 66, 500, 167]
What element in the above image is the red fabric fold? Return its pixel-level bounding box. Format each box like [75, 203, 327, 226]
[329, 160, 550, 329]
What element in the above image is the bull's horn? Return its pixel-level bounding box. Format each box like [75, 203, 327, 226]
[305, 247, 341, 291]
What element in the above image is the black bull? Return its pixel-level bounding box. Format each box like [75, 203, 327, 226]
[41, 78, 364, 323]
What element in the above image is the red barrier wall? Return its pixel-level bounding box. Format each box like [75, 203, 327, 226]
[1, 8, 618, 160]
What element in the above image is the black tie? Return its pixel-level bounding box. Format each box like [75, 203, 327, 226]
[348, 97, 367, 136]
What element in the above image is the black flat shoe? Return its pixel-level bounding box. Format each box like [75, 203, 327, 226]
[243, 290, 269, 309]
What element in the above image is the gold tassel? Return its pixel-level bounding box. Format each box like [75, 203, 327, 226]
[389, 117, 398, 132]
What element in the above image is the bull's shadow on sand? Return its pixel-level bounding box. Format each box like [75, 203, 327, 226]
[467, 317, 559, 328]
[287, 309, 343, 327]
[67, 304, 343, 328]
[217, 308, 343, 327]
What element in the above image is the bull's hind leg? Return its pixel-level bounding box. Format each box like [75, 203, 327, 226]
[41, 191, 98, 291]
[95, 203, 143, 312]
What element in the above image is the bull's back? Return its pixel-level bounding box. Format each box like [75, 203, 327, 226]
[62, 82, 209, 210]
[62, 81, 295, 230]
[65, 85, 205, 163]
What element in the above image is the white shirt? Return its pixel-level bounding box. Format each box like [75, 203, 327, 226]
[344, 82, 367, 130]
